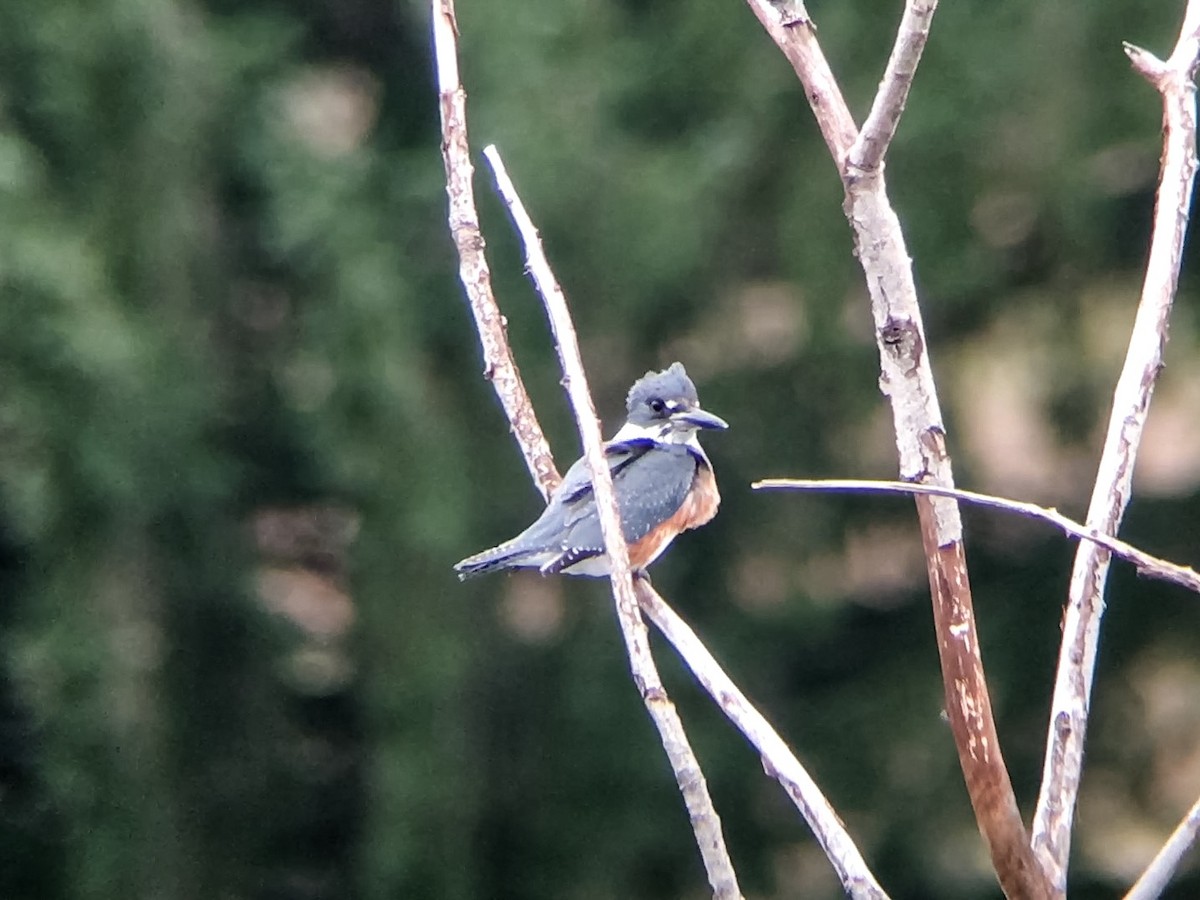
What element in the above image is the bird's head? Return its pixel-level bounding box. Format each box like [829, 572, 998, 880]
[614, 362, 728, 444]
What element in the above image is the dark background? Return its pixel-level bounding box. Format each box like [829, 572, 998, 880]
[2, 1, 1200, 898]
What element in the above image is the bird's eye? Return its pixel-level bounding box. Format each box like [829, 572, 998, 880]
[648, 398, 666, 414]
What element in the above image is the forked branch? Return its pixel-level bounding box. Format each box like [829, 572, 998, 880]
[741, 2, 1051, 895]
[636, 581, 888, 899]
[434, 3, 740, 895]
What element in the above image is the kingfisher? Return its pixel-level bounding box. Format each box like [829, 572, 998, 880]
[455, 362, 727, 579]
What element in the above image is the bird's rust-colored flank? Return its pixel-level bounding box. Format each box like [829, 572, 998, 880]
[628, 463, 720, 569]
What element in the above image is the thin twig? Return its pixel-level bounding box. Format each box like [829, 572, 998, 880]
[1124, 793, 1200, 900]
[432, 0, 560, 499]
[482, 145, 743, 900]
[1031, 5, 1200, 890]
[849, 0, 939, 172]
[742, 0, 856, 161]
[636, 581, 890, 900]
[752, 479, 1200, 596]
[742, 3, 1051, 895]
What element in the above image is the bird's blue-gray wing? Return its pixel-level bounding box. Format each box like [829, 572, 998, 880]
[562, 443, 697, 550]
[466, 442, 652, 564]
[457, 441, 693, 577]
[554, 441, 646, 507]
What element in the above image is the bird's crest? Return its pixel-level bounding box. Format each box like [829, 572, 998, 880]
[626, 362, 698, 412]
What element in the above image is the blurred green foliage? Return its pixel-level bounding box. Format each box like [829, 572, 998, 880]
[2, 0, 1200, 898]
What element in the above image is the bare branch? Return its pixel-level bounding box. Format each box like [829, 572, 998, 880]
[1032, 4, 1200, 887]
[481, 144, 743, 900]
[1124, 793, 1200, 900]
[483, 142, 888, 896]
[753, 479, 1200, 596]
[636, 580, 889, 900]
[849, 0, 939, 172]
[742, 3, 1052, 895]
[432, 0, 560, 499]
[436, 4, 744, 891]
[742, 0, 857, 162]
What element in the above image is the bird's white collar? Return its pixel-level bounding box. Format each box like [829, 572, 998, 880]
[609, 420, 706, 455]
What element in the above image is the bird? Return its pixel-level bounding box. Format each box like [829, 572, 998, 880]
[454, 362, 727, 579]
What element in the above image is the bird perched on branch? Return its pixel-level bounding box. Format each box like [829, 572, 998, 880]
[455, 362, 727, 579]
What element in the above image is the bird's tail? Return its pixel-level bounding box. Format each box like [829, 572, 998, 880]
[453, 543, 526, 580]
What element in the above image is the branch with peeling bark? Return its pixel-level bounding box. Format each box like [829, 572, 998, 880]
[432, 0, 559, 499]
[1031, 5, 1200, 892]
[434, 4, 739, 895]
[741, 2, 1051, 896]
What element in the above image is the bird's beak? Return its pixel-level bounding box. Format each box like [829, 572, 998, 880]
[673, 407, 728, 431]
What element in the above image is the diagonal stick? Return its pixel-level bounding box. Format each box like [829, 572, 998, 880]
[1124, 792, 1200, 900]
[636, 580, 889, 899]
[482, 144, 744, 900]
